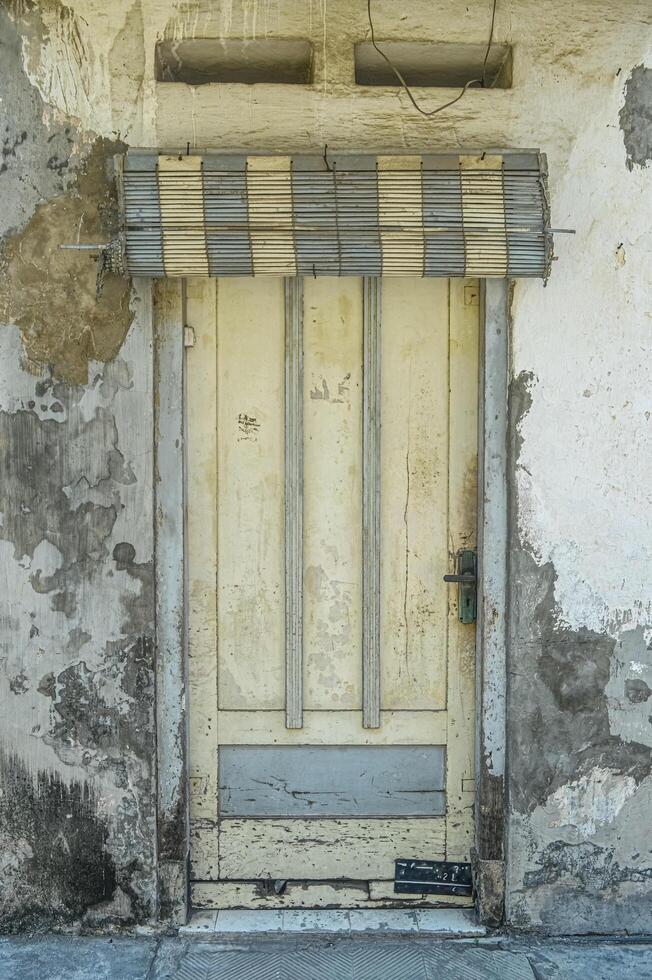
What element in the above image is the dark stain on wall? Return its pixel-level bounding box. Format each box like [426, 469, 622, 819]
[0, 751, 116, 933]
[508, 551, 651, 814]
[520, 835, 652, 935]
[620, 65, 652, 170]
[625, 678, 651, 703]
[0, 402, 127, 582]
[49, 639, 154, 765]
[0, 372, 156, 932]
[524, 840, 652, 892]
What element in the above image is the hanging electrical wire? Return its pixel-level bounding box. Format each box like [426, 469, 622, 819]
[366, 0, 499, 117]
[481, 0, 498, 87]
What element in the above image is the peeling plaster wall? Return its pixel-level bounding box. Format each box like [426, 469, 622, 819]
[1, 0, 651, 935]
[0, 312, 157, 931]
[0, 2, 156, 932]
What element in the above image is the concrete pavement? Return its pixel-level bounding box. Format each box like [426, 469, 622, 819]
[1, 934, 652, 979]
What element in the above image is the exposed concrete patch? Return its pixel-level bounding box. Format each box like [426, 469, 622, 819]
[0, 137, 132, 384]
[620, 65, 652, 170]
[508, 551, 652, 815]
[606, 627, 652, 748]
[509, 775, 652, 933]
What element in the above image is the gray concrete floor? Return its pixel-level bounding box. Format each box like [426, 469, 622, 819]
[1, 935, 652, 980]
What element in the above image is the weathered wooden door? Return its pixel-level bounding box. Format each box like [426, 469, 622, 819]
[187, 276, 479, 909]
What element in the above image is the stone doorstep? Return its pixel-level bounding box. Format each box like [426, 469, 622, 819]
[179, 908, 486, 939]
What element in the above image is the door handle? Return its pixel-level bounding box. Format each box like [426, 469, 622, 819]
[443, 549, 477, 624]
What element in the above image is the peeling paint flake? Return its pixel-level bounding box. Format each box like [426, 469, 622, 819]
[620, 65, 652, 170]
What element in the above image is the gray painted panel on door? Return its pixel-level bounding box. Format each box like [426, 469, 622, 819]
[219, 745, 446, 817]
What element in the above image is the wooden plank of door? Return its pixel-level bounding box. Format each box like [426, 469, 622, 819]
[191, 880, 372, 909]
[186, 278, 219, 823]
[368, 880, 472, 906]
[380, 279, 449, 710]
[217, 744, 446, 817]
[215, 817, 446, 880]
[445, 278, 480, 861]
[217, 709, 447, 745]
[216, 278, 286, 710]
[191, 880, 471, 908]
[302, 277, 363, 711]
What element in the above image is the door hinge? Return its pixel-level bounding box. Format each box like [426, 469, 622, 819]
[184, 325, 196, 348]
[443, 548, 477, 624]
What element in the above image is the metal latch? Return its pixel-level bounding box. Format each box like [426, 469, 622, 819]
[443, 548, 477, 624]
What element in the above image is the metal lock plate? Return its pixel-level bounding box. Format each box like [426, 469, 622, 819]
[443, 548, 477, 624]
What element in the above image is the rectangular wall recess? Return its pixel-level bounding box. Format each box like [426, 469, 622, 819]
[355, 41, 512, 89]
[218, 745, 446, 818]
[156, 38, 314, 85]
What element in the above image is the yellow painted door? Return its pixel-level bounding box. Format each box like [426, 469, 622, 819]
[187, 276, 479, 909]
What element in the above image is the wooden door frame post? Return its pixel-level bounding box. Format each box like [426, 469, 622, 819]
[473, 279, 510, 927]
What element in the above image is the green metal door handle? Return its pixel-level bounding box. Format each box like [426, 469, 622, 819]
[444, 549, 477, 624]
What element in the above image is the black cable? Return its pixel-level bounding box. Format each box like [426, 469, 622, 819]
[482, 0, 498, 88]
[366, 0, 498, 118]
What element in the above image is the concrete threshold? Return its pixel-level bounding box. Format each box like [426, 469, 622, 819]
[179, 908, 486, 939]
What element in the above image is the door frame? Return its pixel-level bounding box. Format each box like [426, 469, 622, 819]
[151, 277, 510, 927]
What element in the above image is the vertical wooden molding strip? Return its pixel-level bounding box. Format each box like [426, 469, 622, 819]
[285, 277, 304, 729]
[363, 277, 381, 729]
[460, 155, 507, 277]
[377, 156, 424, 276]
[157, 155, 209, 276]
[247, 156, 297, 276]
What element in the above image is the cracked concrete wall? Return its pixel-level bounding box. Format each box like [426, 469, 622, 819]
[1, 0, 651, 935]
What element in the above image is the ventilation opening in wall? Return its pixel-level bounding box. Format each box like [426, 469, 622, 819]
[156, 38, 314, 85]
[355, 41, 512, 89]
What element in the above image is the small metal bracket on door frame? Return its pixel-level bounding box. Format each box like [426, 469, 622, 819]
[443, 548, 477, 624]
